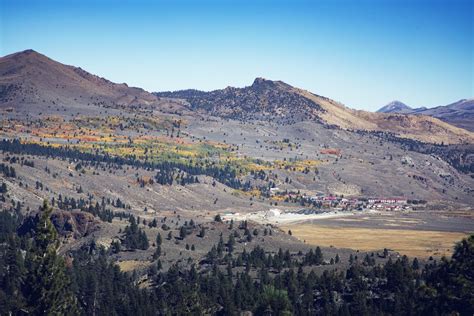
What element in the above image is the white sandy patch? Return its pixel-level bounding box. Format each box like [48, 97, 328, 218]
[224, 209, 380, 225]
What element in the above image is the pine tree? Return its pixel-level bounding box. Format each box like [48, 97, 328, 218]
[412, 257, 419, 270]
[255, 285, 292, 315]
[25, 200, 77, 315]
[156, 232, 162, 246]
[111, 240, 121, 253]
[315, 246, 323, 265]
[227, 234, 236, 253]
[123, 216, 149, 250]
[198, 226, 206, 238]
[179, 226, 187, 239]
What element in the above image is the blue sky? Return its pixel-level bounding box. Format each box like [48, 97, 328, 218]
[1, 0, 472, 110]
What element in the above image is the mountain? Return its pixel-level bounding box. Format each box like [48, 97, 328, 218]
[156, 78, 325, 123]
[376, 99, 474, 132]
[156, 79, 474, 144]
[0, 50, 472, 144]
[377, 101, 413, 113]
[411, 99, 474, 132]
[0, 49, 177, 115]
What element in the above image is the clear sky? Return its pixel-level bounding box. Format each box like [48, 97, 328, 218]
[1, 0, 473, 111]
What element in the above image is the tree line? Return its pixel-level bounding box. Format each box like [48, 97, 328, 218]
[0, 139, 248, 189]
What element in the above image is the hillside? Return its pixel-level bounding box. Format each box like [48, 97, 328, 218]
[157, 79, 474, 144]
[377, 99, 474, 132]
[0, 50, 470, 144]
[0, 49, 473, 217]
[412, 99, 474, 132]
[0, 49, 182, 116]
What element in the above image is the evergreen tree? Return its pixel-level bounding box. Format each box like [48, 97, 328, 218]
[156, 232, 162, 246]
[179, 226, 187, 239]
[198, 226, 206, 238]
[227, 234, 236, 253]
[412, 257, 419, 270]
[122, 216, 149, 250]
[255, 285, 292, 315]
[25, 200, 78, 315]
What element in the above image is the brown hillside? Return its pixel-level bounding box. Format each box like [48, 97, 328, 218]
[0, 49, 162, 111]
[296, 88, 473, 144]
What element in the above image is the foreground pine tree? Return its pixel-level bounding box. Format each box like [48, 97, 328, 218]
[25, 200, 77, 315]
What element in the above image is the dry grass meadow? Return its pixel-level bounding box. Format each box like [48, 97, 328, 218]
[280, 224, 469, 258]
[117, 260, 151, 272]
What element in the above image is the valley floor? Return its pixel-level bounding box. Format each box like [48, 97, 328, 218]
[280, 209, 474, 258]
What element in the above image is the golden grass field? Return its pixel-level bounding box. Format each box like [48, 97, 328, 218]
[117, 260, 151, 272]
[280, 224, 470, 258]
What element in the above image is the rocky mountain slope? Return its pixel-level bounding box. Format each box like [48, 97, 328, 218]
[157, 79, 474, 144]
[157, 78, 326, 122]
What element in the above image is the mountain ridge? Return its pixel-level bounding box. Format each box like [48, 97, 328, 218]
[376, 98, 474, 132]
[0, 49, 165, 112]
[156, 77, 326, 123]
[156, 79, 474, 144]
[0, 49, 472, 144]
